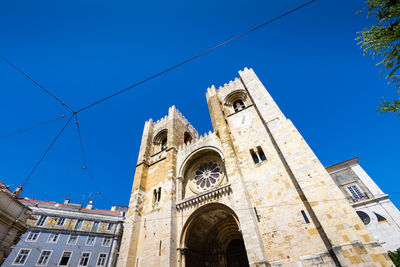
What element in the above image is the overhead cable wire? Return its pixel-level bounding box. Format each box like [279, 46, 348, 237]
[22, 115, 74, 187]
[120, 192, 400, 223]
[72, 114, 114, 206]
[2, 0, 319, 206]
[0, 114, 70, 140]
[77, 0, 317, 113]
[74, 113, 87, 168]
[0, 55, 75, 112]
[85, 168, 115, 206]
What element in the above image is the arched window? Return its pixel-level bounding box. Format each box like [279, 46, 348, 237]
[374, 213, 387, 222]
[224, 90, 249, 114]
[153, 189, 158, 203]
[356, 211, 371, 225]
[161, 138, 167, 151]
[184, 132, 192, 144]
[157, 187, 161, 202]
[153, 129, 168, 153]
[153, 187, 161, 203]
[233, 100, 245, 112]
[250, 146, 267, 164]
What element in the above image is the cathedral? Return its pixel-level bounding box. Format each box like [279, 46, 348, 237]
[116, 68, 395, 266]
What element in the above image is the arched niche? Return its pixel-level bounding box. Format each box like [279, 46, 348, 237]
[153, 129, 168, 154]
[223, 89, 252, 115]
[180, 148, 227, 200]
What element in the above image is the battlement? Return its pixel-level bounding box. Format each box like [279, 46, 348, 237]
[216, 77, 241, 91]
[177, 130, 218, 152]
[145, 106, 197, 137]
[149, 114, 168, 126]
[173, 106, 198, 137]
[206, 67, 255, 103]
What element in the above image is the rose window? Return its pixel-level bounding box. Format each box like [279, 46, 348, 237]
[193, 161, 222, 190]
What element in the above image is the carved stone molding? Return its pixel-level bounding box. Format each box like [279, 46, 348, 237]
[176, 184, 232, 211]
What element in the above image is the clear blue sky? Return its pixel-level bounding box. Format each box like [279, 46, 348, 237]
[1, 0, 399, 209]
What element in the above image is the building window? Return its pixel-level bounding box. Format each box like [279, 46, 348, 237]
[153, 187, 161, 203]
[192, 161, 222, 190]
[67, 234, 78, 244]
[184, 132, 192, 144]
[79, 252, 91, 266]
[86, 235, 96, 245]
[153, 129, 168, 153]
[250, 146, 267, 164]
[102, 237, 112, 247]
[36, 250, 52, 266]
[161, 138, 167, 151]
[75, 219, 83, 230]
[250, 149, 259, 163]
[301, 210, 310, 224]
[107, 223, 114, 231]
[58, 251, 72, 266]
[57, 217, 66, 226]
[257, 146, 267, 161]
[347, 185, 367, 202]
[37, 215, 47, 226]
[13, 249, 31, 265]
[92, 221, 99, 232]
[233, 100, 245, 112]
[356, 211, 371, 225]
[25, 230, 40, 242]
[375, 213, 387, 222]
[96, 253, 108, 266]
[47, 232, 60, 243]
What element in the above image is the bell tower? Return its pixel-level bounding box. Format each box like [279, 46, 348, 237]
[118, 68, 392, 267]
[117, 106, 198, 267]
[205, 67, 392, 266]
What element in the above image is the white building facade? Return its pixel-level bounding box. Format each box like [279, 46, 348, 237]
[327, 157, 400, 252]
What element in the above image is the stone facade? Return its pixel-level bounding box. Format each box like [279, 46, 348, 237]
[118, 68, 393, 266]
[0, 183, 30, 266]
[326, 157, 400, 252]
[3, 198, 126, 267]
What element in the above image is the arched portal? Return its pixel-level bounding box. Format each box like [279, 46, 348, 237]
[181, 203, 249, 267]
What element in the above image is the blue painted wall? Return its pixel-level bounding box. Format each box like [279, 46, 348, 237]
[3, 230, 115, 266]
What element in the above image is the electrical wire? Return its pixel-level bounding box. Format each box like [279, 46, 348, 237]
[22, 115, 74, 187]
[0, 56, 75, 113]
[76, 0, 317, 113]
[72, 113, 116, 207]
[119, 191, 400, 223]
[1, 0, 319, 194]
[0, 114, 70, 140]
[74, 113, 87, 168]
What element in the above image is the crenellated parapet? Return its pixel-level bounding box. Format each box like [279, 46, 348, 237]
[206, 68, 254, 117]
[172, 105, 198, 139]
[176, 130, 217, 152]
[213, 67, 250, 99]
[176, 130, 224, 178]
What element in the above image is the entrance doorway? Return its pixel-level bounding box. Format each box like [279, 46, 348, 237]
[181, 203, 249, 267]
[226, 239, 249, 267]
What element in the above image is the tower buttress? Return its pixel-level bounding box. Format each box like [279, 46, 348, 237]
[117, 106, 197, 267]
[204, 67, 391, 266]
